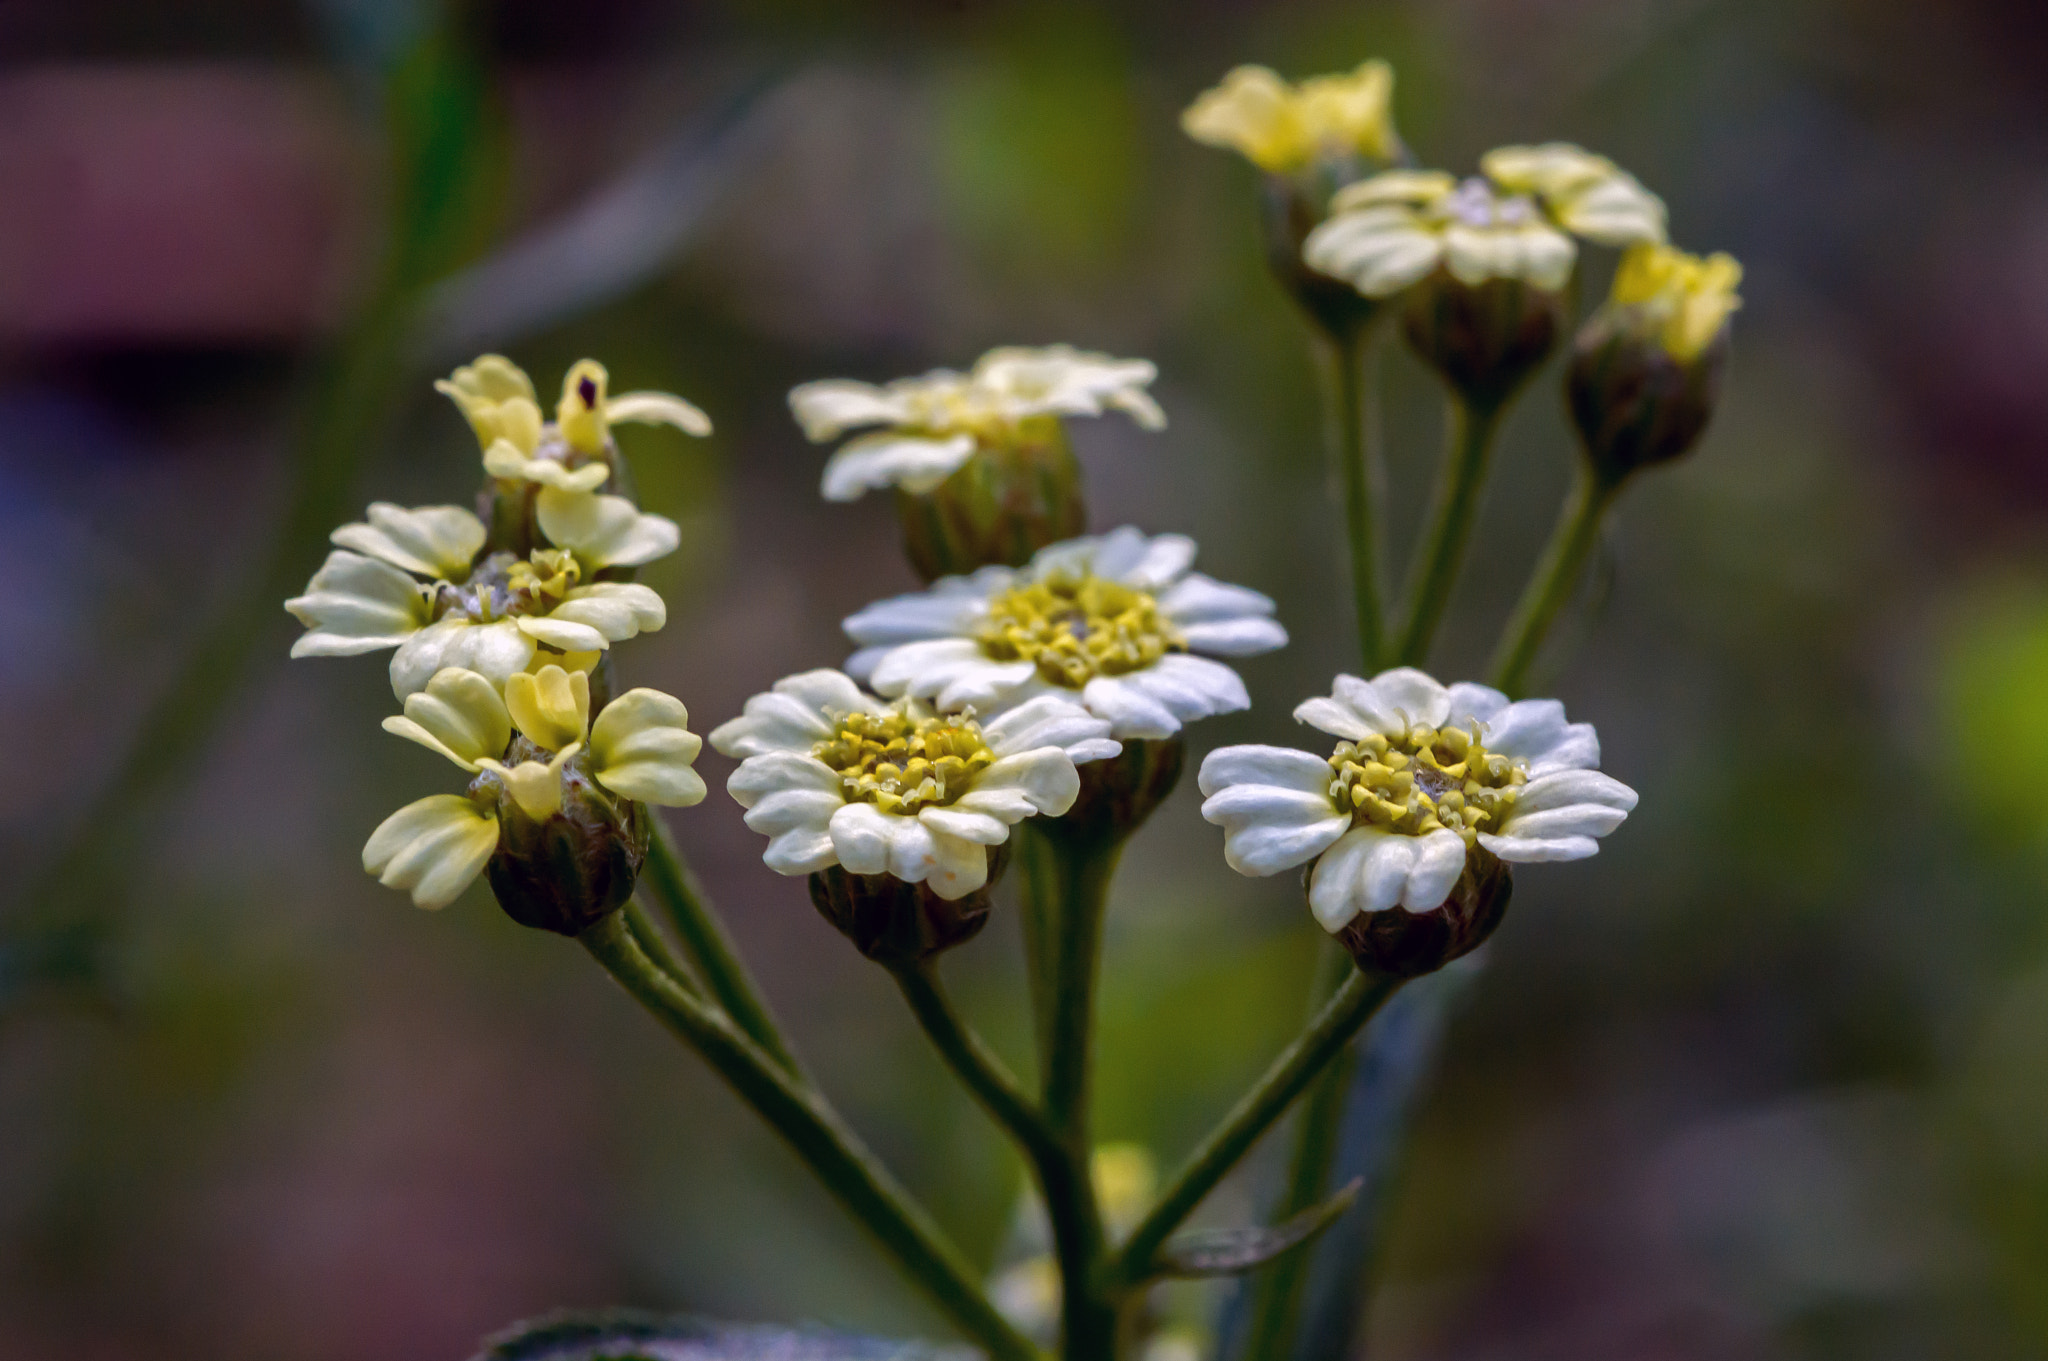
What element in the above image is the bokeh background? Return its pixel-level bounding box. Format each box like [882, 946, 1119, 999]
[5, 1, 2048, 1356]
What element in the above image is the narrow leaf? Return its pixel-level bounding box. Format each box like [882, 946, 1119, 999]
[470, 1310, 967, 1361]
[1155, 1178, 1364, 1279]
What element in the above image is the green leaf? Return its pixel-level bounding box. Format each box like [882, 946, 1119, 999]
[470, 1311, 965, 1361]
[1155, 1178, 1364, 1279]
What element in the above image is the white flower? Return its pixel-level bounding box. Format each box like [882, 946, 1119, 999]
[1198, 668, 1637, 931]
[1302, 144, 1666, 298]
[843, 527, 1287, 742]
[364, 665, 706, 909]
[788, 345, 1165, 502]
[440, 354, 712, 494]
[285, 493, 677, 697]
[709, 670, 1119, 901]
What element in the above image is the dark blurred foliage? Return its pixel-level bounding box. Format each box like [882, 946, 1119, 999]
[5, 1, 2048, 1358]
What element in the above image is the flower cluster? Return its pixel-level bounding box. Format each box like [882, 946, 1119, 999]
[287, 354, 712, 930]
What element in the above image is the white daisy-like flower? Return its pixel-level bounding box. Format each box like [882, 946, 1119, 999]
[1198, 668, 1638, 931]
[709, 669, 1120, 901]
[439, 354, 712, 494]
[842, 527, 1287, 742]
[1302, 143, 1667, 299]
[364, 665, 706, 909]
[788, 345, 1166, 502]
[285, 492, 677, 697]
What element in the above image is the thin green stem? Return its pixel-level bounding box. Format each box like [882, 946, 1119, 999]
[891, 961, 1114, 1355]
[625, 896, 702, 994]
[1488, 467, 1620, 697]
[1396, 399, 1503, 668]
[1235, 943, 1357, 1361]
[580, 914, 1041, 1361]
[1316, 324, 1388, 672]
[1113, 968, 1401, 1287]
[1031, 831, 1122, 1361]
[640, 817, 799, 1074]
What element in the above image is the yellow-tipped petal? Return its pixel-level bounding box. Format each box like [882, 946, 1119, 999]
[1181, 65, 1313, 173]
[504, 664, 590, 752]
[1610, 242, 1743, 360]
[535, 486, 681, 570]
[437, 355, 543, 455]
[481, 743, 580, 821]
[481, 438, 611, 493]
[607, 390, 713, 437]
[1298, 58, 1399, 162]
[589, 688, 707, 807]
[362, 794, 500, 910]
[558, 359, 610, 453]
[381, 667, 511, 770]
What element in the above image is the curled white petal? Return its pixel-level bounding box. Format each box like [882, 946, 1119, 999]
[535, 486, 681, 569]
[389, 618, 535, 699]
[381, 667, 511, 770]
[821, 431, 978, 501]
[589, 688, 706, 807]
[607, 390, 713, 437]
[362, 794, 499, 911]
[330, 503, 486, 579]
[286, 551, 431, 656]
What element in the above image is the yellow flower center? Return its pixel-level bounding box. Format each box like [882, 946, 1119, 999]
[437, 550, 581, 623]
[812, 708, 996, 814]
[1327, 724, 1527, 845]
[976, 573, 1185, 688]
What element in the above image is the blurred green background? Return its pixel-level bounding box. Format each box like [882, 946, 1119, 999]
[5, 0, 2048, 1356]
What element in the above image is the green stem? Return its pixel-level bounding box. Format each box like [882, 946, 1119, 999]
[1113, 968, 1401, 1287]
[640, 817, 799, 1074]
[891, 962, 1114, 1355]
[1030, 831, 1122, 1361]
[1235, 944, 1357, 1361]
[1396, 399, 1503, 668]
[1316, 324, 1388, 672]
[625, 896, 702, 993]
[580, 914, 1041, 1361]
[1488, 467, 1620, 697]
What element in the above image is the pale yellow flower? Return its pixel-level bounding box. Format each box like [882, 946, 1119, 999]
[366, 665, 707, 908]
[1607, 242, 1743, 361]
[438, 354, 712, 494]
[1304, 145, 1667, 298]
[1182, 61, 1400, 174]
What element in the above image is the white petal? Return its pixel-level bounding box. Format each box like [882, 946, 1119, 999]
[1302, 209, 1444, 297]
[1485, 699, 1603, 773]
[384, 667, 510, 769]
[1178, 617, 1289, 656]
[743, 787, 844, 835]
[536, 486, 681, 569]
[883, 816, 942, 885]
[389, 618, 534, 698]
[710, 676, 852, 759]
[918, 807, 1011, 845]
[1197, 744, 1334, 797]
[1308, 827, 1410, 930]
[827, 801, 898, 876]
[362, 794, 499, 911]
[1368, 668, 1451, 727]
[1202, 784, 1351, 878]
[980, 693, 1115, 760]
[285, 551, 430, 655]
[764, 826, 840, 875]
[788, 379, 910, 441]
[553, 582, 666, 640]
[1156, 573, 1276, 624]
[920, 827, 991, 901]
[1499, 804, 1629, 841]
[965, 749, 1081, 819]
[727, 751, 842, 806]
[1529, 723, 1601, 776]
[842, 585, 992, 645]
[821, 432, 977, 501]
[1117, 532, 1198, 589]
[1292, 698, 1375, 742]
[775, 668, 875, 715]
[1401, 829, 1469, 910]
[1132, 654, 1250, 720]
[1079, 675, 1182, 740]
[330, 503, 486, 578]
[607, 389, 713, 437]
[1513, 769, 1637, 816]
[1444, 681, 1510, 729]
[516, 616, 610, 653]
[1478, 832, 1599, 863]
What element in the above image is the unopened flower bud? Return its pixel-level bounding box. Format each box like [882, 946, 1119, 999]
[483, 735, 650, 935]
[1566, 243, 1740, 485]
[1402, 275, 1563, 414]
[807, 845, 1010, 964]
[1327, 845, 1511, 978]
[1260, 173, 1382, 340]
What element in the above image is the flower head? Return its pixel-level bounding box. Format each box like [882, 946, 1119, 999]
[1198, 668, 1636, 931]
[438, 354, 712, 494]
[843, 527, 1287, 742]
[364, 665, 706, 914]
[285, 494, 677, 696]
[710, 669, 1118, 901]
[789, 345, 1164, 503]
[1606, 241, 1743, 363]
[1181, 61, 1401, 175]
[1303, 144, 1666, 298]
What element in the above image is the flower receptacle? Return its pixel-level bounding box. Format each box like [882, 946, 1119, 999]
[483, 738, 650, 935]
[1328, 845, 1511, 978]
[807, 846, 1009, 964]
[896, 418, 1087, 582]
[1403, 273, 1564, 415]
[1567, 315, 1726, 486]
[1041, 738, 1185, 851]
[1260, 171, 1382, 341]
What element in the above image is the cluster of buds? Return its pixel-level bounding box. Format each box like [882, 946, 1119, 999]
[287, 355, 712, 934]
